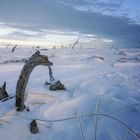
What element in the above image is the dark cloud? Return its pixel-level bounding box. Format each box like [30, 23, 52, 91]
[0, 0, 140, 47]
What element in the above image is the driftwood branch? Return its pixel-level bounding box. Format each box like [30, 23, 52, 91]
[0, 82, 9, 101]
[1, 95, 15, 102]
[30, 120, 39, 134]
[16, 51, 53, 111]
[11, 44, 17, 53]
[48, 66, 55, 82]
[72, 38, 79, 49]
[49, 80, 66, 91]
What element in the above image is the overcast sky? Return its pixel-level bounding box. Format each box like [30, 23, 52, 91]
[0, 0, 140, 47]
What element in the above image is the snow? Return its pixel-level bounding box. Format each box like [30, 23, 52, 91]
[0, 46, 140, 140]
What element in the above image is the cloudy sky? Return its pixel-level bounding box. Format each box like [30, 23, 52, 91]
[0, 0, 140, 47]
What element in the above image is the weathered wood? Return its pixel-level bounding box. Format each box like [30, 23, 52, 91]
[1, 95, 15, 102]
[0, 82, 9, 101]
[44, 66, 55, 85]
[30, 120, 39, 134]
[16, 51, 53, 111]
[49, 80, 66, 91]
[11, 44, 17, 52]
[72, 38, 79, 49]
[48, 66, 55, 82]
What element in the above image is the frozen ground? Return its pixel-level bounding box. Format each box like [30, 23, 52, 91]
[0, 46, 140, 140]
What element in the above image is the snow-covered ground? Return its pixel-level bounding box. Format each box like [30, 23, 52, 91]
[0, 46, 140, 140]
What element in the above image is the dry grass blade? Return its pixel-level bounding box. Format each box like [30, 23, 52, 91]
[94, 97, 101, 140]
[124, 120, 134, 140]
[38, 121, 51, 128]
[77, 112, 85, 140]
[15, 112, 140, 140]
